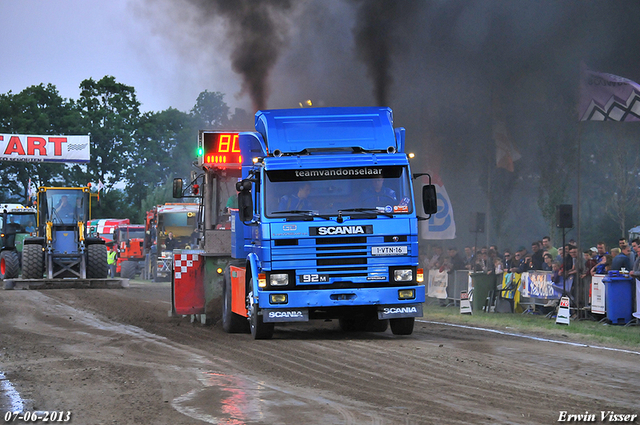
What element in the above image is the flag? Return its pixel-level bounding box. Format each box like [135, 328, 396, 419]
[27, 178, 33, 203]
[96, 180, 104, 201]
[419, 174, 456, 240]
[579, 63, 640, 121]
[492, 97, 521, 172]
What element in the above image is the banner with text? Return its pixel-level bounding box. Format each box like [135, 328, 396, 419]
[519, 271, 573, 300]
[591, 274, 606, 314]
[427, 269, 448, 299]
[0, 134, 90, 163]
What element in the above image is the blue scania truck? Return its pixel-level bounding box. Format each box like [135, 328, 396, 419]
[171, 106, 437, 339]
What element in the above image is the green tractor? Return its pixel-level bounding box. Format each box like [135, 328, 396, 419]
[0, 204, 37, 279]
[21, 186, 108, 280]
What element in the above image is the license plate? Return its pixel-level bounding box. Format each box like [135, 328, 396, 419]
[372, 246, 408, 256]
[300, 274, 329, 283]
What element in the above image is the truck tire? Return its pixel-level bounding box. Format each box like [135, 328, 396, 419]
[249, 293, 274, 340]
[365, 317, 389, 332]
[87, 244, 108, 278]
[390, 317, 415, 335]
[0, 250, 20, 279]
[222, 267, 249, 333]
[120, 260, 137, 279]
[21, 244, 44, 279]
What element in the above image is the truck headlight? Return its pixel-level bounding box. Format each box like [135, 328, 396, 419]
[270, 273, 289, 286]
[394, 269, 412, 282]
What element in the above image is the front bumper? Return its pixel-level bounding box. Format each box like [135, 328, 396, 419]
[257, 284, 425, 309]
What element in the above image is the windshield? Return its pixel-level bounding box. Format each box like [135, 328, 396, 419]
[5, 213, 37, 232]
[158, 212, 197, 237]
[46, 189, 88, 224]
[264, 165, 413, 218]
[118, 228, 145, 240]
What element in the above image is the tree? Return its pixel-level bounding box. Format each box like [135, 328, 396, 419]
[536, 129, 575, 239]
[74, 76, 141, 188]
[191, 90, 230, 129]
[228, 107, 253, 130]
[126, 108, 197, 209]
[600, 126, 640, 238]
[91, 188, 139, 222]
[139, 175, 180, 224]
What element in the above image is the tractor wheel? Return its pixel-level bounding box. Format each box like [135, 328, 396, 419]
[0, 250, 20, 279]
[390, 317, 415, 335]
[21, 245, 44, 279]
[222, 267, 249, 333]
[87, 244, 108, 278]
[120, 260, 137, 279]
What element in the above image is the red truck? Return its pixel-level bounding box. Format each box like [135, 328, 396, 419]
[112, 224, 145, 279]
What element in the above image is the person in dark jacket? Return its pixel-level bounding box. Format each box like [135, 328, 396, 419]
[611, 243, 632, 271]
[531, 241, 544, 270]
[164, 232, 178, 251]
[447, 247, 466, 273]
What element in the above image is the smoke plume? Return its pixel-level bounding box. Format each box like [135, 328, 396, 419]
[350, 0, 417, 106]
[187, 0, 294, 111]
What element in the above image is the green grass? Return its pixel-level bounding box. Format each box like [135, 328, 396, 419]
[421, 301, 640, 349]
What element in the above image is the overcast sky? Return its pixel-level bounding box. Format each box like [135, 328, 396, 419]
[0, 0, 248, 113]
[4, 0, 640, 244]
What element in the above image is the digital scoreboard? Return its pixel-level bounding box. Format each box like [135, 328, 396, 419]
[198, 131, 242, 168]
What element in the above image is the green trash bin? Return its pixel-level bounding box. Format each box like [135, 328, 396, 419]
[471, 273, 494, 313]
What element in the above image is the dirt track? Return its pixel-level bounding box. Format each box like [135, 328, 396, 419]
[0, 281, 638, 424]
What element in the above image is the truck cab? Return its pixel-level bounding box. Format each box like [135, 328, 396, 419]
[172, 107, 437, 339]
[232, 107, 436, 338]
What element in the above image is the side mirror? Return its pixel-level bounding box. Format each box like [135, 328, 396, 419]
[422, 184, 438, 215]
[173, 178, 183, 199]
[238, 191, 253, 222]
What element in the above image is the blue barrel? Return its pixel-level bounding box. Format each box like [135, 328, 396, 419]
[603, 271, 634, 325]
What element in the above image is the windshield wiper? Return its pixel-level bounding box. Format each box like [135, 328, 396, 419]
[271, 210, 332, 220]
[271, 210, 314, 215]
[339, 208, 393, 218]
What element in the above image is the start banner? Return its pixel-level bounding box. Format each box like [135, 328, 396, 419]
[0, 134, 90, 163]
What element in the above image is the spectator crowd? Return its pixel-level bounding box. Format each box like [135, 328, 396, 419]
[420, 236, 640, 309]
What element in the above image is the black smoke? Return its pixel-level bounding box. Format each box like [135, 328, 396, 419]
[350, 0, 419, 106]
[141, 0, 640, 248]
[186, 0, 294, 111]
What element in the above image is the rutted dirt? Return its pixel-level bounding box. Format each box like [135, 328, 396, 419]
[0, 282, 638, 424]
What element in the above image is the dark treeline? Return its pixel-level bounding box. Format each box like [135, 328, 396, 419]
[0, 77, 252, 223]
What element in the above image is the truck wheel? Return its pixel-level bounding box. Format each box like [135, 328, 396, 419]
[0, 250, 20, 279]
[390, 317, 415, 335]
[249, 294, 274, 340]
[222, 267, 249, 333]
[87, 244, 108, 278]
[121, 261, 137, 279]
[21, 245, 44, 279]
[365, 317, 389, 332]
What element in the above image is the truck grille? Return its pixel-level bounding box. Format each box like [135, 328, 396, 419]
[270, 233, 412, 285]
